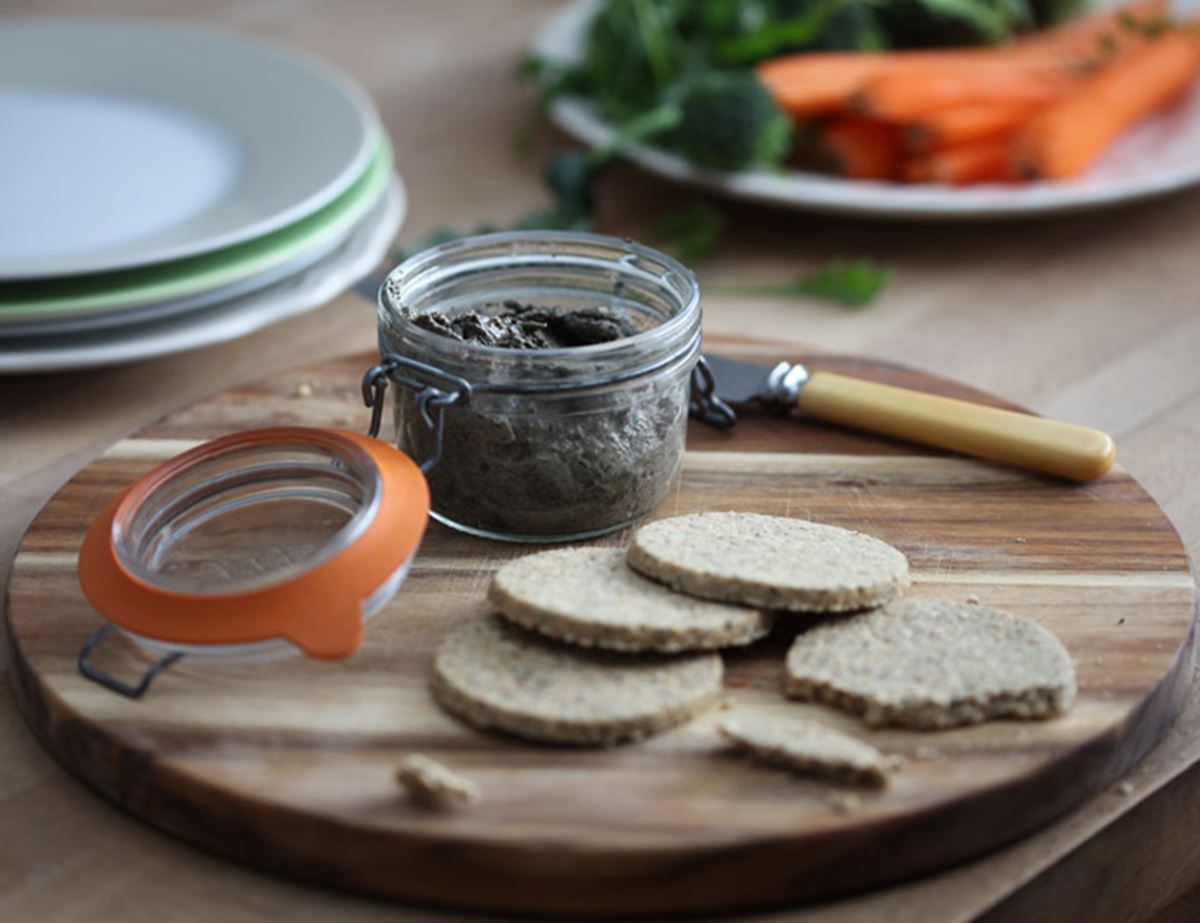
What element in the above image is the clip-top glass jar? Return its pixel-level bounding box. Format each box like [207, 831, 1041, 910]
[376, 231, 702, 542]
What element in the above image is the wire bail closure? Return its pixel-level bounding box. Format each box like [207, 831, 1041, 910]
[78, 624, 184, 699]
[362, 353, 472, 473]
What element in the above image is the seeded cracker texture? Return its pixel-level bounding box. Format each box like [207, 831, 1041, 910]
[785, 598, 1077, 729]
[627, 512, 910, 612]
[719, 713, 894, 788]
[395, 754, 480, 808]
[432, 615, 723, 746]
[489, 547, 775, 653]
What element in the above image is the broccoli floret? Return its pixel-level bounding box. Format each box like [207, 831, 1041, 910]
[675, 72, 792, 171]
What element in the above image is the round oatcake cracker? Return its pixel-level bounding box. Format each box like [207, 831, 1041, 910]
[785, 598, 1077, 729]
[432, 615, 723, 746]
[627, 512, 909, 613]
[719, 712, 896, 788]
[489, 547, 775, 653]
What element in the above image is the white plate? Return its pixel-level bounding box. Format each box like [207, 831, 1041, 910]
[0, 221, 352, 339]
[0, 20, 379, 278]
[532, 0, 1200, 220]
[0, 177, 404, 374]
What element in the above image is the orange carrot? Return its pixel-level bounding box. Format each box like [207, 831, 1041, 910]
[816, 119, 903, 180]
[1013, 29, 1200, 179]
[853, 66, 1078, 121]
[905, 100, 1046, 151]
[1017, 0, 1166, 59]
[755, 1, 1165, 118]
[757, 54, 890, 117]
[903, 139, 1020, 185]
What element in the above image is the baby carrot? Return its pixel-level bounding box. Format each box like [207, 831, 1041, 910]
[1017, 0, 1166, 57]
[816, 119, 903, 180]
[756, 1, 1165, 118]
[853, 66, 1077, 121]
[1012, 29, 1200, 179]
[905, 100, 1045, 151]
[903, 139, 1020, 185]
[757, 54, 890, 117]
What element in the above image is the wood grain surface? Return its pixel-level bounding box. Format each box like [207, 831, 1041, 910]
[3, 1, 1200, 920]
[5, 349, 1194, 916]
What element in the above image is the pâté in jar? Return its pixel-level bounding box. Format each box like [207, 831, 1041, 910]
[373, 231, 704, 542]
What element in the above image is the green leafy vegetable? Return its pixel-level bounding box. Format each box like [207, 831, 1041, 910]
[582, 0, 690, 121]
[904, 0, 1012, 43]
[513, 54, 584, 158]
[715, 0, 863, 64]
[542, 150, 601, 223]
[729, 258, 893, 307]
[655, 202, 726, 262]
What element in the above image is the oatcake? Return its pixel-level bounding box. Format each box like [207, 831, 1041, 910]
[628, 512, 909, 612]
[719, 712, 895, 788]
[433, 615, 723, 746]
[395, 754, 481, 807]
[489, 547, 774, 652]
[785, 598, 1076, 729]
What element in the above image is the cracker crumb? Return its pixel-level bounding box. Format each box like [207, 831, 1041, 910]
[295, 382, 314, 398]
[1117, 781, 1135, 796]
[396, 754, 480, 808]
[826, 791, 862, 814]
[720, 699, 734, 711]
[965, 594, 981, 605]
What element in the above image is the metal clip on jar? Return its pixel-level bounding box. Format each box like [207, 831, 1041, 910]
[372, 231, 703, 542]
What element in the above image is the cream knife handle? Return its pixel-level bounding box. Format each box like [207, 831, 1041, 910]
[797, 371, 1115, 481]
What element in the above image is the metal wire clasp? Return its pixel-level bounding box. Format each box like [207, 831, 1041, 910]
[689, 356, 737, 429]
[78, 624, 183, 699]
[361, 354, 472, 473]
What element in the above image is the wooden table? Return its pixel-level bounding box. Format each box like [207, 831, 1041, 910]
[1, 1, 1198, 920]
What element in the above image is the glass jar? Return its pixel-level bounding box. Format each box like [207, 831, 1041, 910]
[376, 231, 702, 542]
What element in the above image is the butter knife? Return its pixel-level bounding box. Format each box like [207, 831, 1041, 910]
[699, 355, 1115, 482]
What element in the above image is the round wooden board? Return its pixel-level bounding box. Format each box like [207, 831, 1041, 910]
[5, 343, 1195, 917]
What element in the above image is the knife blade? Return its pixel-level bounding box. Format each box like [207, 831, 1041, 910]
[699, 354, 1116, 482]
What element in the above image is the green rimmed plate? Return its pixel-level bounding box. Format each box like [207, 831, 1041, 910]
[0, 138, 391, 323]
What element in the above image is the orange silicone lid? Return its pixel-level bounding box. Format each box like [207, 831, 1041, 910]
[78, 428, 429, 660]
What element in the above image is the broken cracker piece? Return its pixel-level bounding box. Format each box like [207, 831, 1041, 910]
[719, 712, 895, 788]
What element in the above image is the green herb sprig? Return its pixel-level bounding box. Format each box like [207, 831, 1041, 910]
[725, 257, 893, 308]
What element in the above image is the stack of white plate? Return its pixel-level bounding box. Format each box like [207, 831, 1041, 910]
[0, 20, 405, 374]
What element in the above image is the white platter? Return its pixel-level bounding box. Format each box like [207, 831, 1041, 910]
[0, 177, 404, 374]
[532, 0, 1200, 220]
[0, 19, 379, 278]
